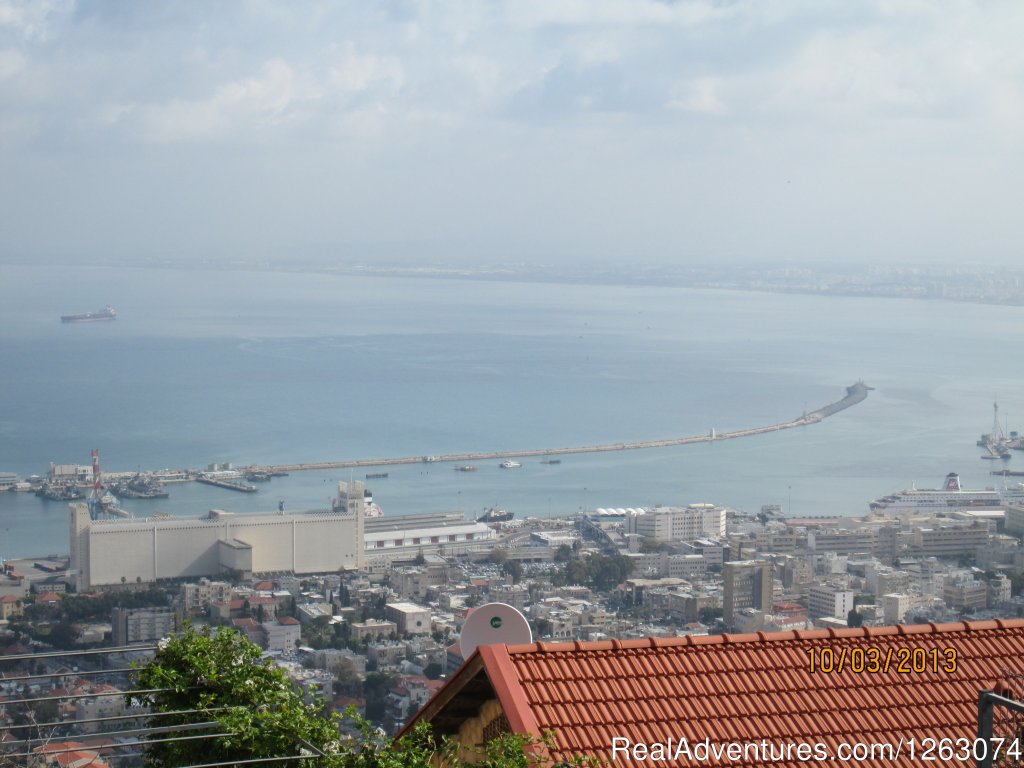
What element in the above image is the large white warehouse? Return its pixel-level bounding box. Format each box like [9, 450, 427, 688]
[70, 482, 367, 589]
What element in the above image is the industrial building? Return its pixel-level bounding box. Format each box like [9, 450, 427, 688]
[69, 481, 367, 589]
[363, 512, 497, 568]
[68, 480, 505, 588]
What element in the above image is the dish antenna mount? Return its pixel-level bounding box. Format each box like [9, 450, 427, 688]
[459, 602, 533, 658]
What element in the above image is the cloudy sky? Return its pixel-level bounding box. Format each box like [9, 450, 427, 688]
[1, 0, 1021, 267]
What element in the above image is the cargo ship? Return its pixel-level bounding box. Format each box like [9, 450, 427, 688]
[477, 507, 514, 523]
[61, 306, 117, 323]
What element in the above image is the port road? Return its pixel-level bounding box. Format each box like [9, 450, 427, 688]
[264, 382, 870, 474]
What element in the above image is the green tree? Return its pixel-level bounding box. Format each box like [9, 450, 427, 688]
[362, 671, 398, 724]
[488, 548, 508, 565]
[502, 560, 524, 584]
[132, 625, 590, 768]
[553, 553, 634, 592]
[133, 624, 341, 767]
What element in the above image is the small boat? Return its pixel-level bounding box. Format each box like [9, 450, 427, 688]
[540, 458, 562, 465]
[499, 460, 522, 469]
[365, 472, 389, 479]
[454, 465, 476, 472]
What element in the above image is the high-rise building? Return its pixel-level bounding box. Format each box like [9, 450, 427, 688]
[722, 560, 773, 624]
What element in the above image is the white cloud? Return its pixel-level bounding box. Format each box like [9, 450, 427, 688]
[326, 41, 404, 94]
[0, 0, 69, 41]
[0, 47, 25, 79]
[2, 1, 1024, 263]
[133, 58, 316, 142]
[503, 0, 734, 29]
[669, 77, 727, 115]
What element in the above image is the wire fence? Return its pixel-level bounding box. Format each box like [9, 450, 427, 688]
[0, 644, 325, 768]
[977, 668, 1024, 768]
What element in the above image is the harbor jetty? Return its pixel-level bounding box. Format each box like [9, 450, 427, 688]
[194, 475, 259, 493]
[267, 382, 872, 474]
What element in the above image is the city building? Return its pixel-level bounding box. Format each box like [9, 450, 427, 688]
[111, 606, 180, 646]
[0, 594, 23, 620]
[722, 560, 773, 624]
[628, 505, 727, 543]
[263, 617, 301, 652]
[942, 575, 988, 611]
[910, 522, 990, 559]
[807, 584, 855, 620]
[385, 602, 432, 635]
[180, 578, 234, 615]
[351, 619, 398, 640]
[882, 593, 912, 625]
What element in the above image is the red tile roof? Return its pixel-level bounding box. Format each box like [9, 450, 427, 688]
[405, 620, 1024, 767]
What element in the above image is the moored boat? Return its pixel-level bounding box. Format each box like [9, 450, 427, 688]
[477, 507, 514, 523]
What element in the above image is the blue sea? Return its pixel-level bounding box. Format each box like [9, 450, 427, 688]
[3, 264, 1024, 559]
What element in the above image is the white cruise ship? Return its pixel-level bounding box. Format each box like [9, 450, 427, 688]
[868, 472, 1024, 512]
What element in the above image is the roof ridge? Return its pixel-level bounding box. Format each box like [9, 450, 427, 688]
[504, 618, 1024, 655]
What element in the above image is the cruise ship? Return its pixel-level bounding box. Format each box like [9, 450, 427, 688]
[868, 472, 1024, 512]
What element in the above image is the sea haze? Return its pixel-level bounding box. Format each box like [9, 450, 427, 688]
[2, 264, 1024, 558]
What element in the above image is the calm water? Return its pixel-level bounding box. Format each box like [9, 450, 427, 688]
[2, 264, 1024, 558]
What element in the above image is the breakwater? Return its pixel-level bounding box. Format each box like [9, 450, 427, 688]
[267, 382, 871, 473]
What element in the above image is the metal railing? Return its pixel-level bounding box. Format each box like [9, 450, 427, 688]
[0, 643, 329, 768]
[977, 669, 1024, 768]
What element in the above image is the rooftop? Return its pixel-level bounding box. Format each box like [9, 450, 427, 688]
[406, 619, 1024, 767]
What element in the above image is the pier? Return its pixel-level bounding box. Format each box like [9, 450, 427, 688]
[267, 382, 871, 474]
[194, 475, 260, 493]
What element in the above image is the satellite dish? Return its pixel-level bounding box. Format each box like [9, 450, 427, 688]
[459, 602, 533, 658]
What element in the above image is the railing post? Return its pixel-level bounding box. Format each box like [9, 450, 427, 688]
[978, 690, 995, 768]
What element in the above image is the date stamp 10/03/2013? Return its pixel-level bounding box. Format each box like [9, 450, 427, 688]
[805, 646, 957, 674]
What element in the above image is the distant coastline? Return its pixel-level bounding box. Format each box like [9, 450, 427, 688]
[9, 257, 1024, 307]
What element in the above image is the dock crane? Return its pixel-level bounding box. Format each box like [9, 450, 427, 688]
[87, 449, 129, 520]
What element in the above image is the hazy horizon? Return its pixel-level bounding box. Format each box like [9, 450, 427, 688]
[2, 1, 1022, 268]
